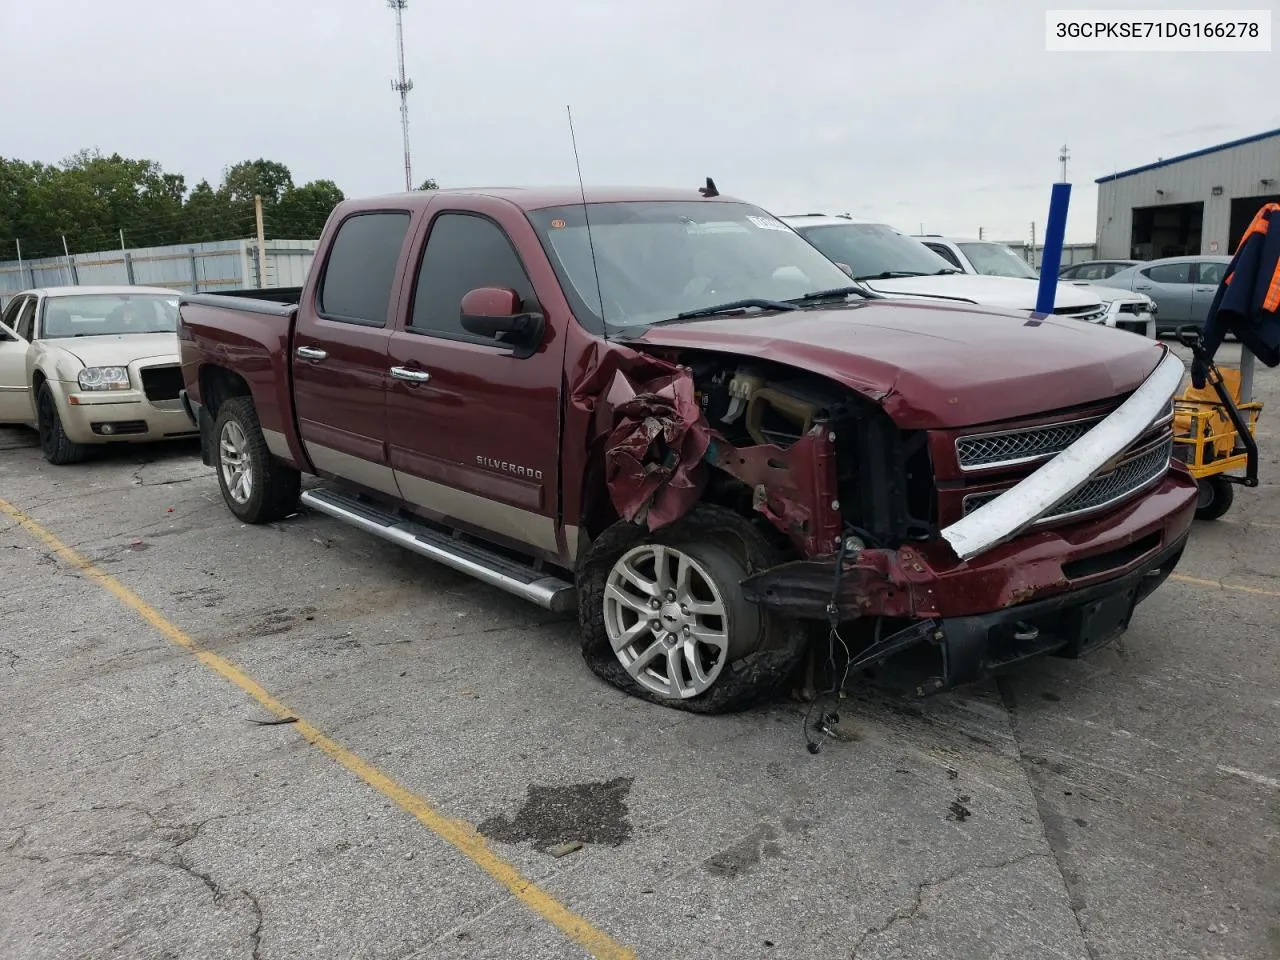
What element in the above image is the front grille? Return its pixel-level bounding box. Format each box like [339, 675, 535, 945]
[956, 399, 1174, 472]
[957, 417, 1101, 470]
[140, 365, 183, 402]
[1118, 302, 1148, 315]
[962, 435, 1174, 524]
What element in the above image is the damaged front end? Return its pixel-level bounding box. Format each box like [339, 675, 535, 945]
[578, 341, 1195, 690]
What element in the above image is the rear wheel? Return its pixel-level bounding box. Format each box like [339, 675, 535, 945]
[1195, 475, 1234, 521]
[577, 505, 807, 713]
[37, 383, 87, 465]
[213, 397, 300, 524]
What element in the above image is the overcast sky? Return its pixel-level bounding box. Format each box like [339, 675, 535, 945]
[2, 0, 1277, 243]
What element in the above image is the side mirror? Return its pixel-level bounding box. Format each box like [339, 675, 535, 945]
[0, 324, 16, 342]
[835, 262, 854, 278]
[459, 287, 545, 359]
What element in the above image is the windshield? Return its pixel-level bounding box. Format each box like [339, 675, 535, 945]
[957, 242, 1039, 279]
[526, 201, 857, 332]
[792, 222, 955, 279]
[41, 293, 179, 339]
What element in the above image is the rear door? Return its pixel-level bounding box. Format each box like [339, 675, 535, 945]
[385, 198, 569, 561]
[1190, 260, 1228, 326]
[291, 209, 414, 498]
[0, 296, 35, 423]
[1133, 261, 1194, 325]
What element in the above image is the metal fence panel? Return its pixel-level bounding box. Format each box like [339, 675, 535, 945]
[0, 239, 318, 295]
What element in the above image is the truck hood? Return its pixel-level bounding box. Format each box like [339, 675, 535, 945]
[862, 273, 1102, 311]
[633, 299, 1167, 429]
[49, 332, 179, 369]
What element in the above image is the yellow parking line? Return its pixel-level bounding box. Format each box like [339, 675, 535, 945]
[0, 497, 636, 960]
[1171, 573, 1280, 600]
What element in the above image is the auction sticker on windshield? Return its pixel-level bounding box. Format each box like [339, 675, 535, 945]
[747, 215, 792, 232]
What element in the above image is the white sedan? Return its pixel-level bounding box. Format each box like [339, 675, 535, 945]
[0, 285, 197, 464]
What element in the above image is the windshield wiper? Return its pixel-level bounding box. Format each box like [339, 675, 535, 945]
[669, 298, 799, 322]
[934, 268, 961, 275]
[853, 270, 931, 281]
[786, 285, 878, 305]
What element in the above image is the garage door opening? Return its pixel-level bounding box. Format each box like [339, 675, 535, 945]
[1130, 202, 1203, 258]
[1229, 194, 1280, 252]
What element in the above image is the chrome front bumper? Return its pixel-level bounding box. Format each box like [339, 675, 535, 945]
[939, 349, 1186, 561]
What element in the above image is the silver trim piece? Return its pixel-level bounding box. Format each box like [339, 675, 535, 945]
[390, 366, 431, 383]
[300, 488, 575, 613]
[296, 346, 327, 361]
[394, 472, 558, 554]
[940, 350, 1186, 561]
[305, 442, 403, 498]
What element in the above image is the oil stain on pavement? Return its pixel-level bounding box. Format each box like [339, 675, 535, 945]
[478, 776, 634, 853]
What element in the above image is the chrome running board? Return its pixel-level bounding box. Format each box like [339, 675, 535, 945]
[300, 487, 576, 614]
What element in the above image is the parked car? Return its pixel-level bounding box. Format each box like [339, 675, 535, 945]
[0, 285, 196, 463]
[1058, 259, 1142, 281]
[177, 186, 1196, 714]
[912, 236, 1156, 335]
[1087, 256, 1231, 333]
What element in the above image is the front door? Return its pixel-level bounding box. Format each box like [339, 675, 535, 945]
[385, 204, 569, 562]
[291, 209, 415, 498]
[0, 296, 34, 423]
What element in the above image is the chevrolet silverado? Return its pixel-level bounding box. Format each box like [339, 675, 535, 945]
[176, 186, 1197, 713]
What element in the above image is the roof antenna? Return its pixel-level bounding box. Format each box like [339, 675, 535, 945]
[699, 177, 719, 198]
[566, 105, 606, 325]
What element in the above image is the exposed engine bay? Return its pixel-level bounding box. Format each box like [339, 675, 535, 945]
[579, 343, 940, 560]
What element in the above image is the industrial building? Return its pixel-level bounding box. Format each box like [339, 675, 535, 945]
[1094, 127, 1280, 260]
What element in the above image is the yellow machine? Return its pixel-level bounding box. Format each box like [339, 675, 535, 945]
[1172, 329, 1261, 521]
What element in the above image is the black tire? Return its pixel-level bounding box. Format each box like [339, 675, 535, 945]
[212, 397, 301, 524]
[37, 382, 88, 465]
[1195, 475, 1234, 521]
[577, 504, 808, 714]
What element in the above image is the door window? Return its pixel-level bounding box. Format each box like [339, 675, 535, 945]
[0, 296, 27, 333]
[14, 298, 36, 341]
[1141, 262, 1191, 284]
[1194, 261, 1226, 286]
[408, 213, 536, 341]
[924, 243, 963, 269]
[317, 211, 412, 326]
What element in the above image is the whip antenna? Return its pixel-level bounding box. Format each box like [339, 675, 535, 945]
[566, 105, 607, 324]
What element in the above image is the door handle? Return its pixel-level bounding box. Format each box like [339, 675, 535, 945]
[1134, 285, 1152, 290]
[390, 366, 431, 383]
[296, 345, 328, 361]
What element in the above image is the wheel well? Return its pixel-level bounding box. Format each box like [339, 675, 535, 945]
[199, 365, 252, 419]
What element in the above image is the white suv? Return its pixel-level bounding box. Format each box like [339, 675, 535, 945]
[780, 215, 1153, 335]
[914, 234, 1156, 336]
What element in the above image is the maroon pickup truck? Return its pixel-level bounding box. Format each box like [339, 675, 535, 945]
[177, 186, 1197, 713]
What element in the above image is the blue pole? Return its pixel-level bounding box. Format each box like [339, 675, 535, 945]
[1034, 181, 1072, 315]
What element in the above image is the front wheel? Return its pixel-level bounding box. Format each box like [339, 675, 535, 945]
[37, 382, 87, 465]
[212, 397, 301, 524]
[1195, 475, 1234, 521]
[577, 505, 807, 713]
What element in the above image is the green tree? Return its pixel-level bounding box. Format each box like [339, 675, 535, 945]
[417, 177, 439, 190]
[271, 180, 345, 238]
[220, 159, 294, 205]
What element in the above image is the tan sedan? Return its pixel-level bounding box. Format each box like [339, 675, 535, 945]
[0, 286, 197, 464]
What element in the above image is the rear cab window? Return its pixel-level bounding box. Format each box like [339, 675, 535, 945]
[318, 212, 413, 326]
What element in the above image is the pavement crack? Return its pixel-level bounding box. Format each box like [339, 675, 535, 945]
[997, 677, 1100, 960]
[848, 851, 1048, 957]
[0, 646, 17, 671]
[242, 889, 264, 960]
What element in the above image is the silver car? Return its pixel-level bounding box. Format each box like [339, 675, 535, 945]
[1088, 255, 1230, 333]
